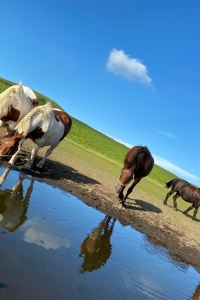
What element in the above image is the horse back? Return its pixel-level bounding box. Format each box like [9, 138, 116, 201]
[171, 179, 190, 192]
[53, 109, 72, 141]
[124, 146, 154, 177]
[180, 185, 200, 205]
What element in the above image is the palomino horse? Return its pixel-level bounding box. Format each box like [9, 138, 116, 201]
[116, 146, 154, 203]
[80, 216, 115, 272]
[0, 103, 72, 171]
[164, 179, 200, 220]
[0, 84, 37, 135]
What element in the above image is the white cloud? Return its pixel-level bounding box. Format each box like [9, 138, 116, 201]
[22, 219, 71, 250]
[153, 155, 200, 184]
[107, 49, 152, 84]
[158, 130, 175, 139]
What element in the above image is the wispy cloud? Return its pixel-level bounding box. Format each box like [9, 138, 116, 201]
[158, 130, 175, 139]
[153, 155, 200, 183]
[107, 48, 152, 85]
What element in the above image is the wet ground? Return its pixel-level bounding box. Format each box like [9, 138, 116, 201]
[0, 166, 199, 299]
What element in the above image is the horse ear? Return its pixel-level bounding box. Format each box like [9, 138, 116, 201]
[19, 80, 23, 87]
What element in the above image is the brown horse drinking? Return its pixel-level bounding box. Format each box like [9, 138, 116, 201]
[164, 179, 200, 220]
[115, 146, 154, 203]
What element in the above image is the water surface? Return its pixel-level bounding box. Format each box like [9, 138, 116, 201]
[0, 167, 199, 300]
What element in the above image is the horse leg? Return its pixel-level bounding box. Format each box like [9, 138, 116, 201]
[173, 192, 180, 211]
[37, 144, 57, 168]
[183, 204, 195, 216]
[124, 178, 141, 201]
[118, 186, 125, 201]
[163, 190, 175, 205]
[192, 206, 199, 220]
[0, 167, 10, 186]
[8, 139, 24, 166]
[24, 145, 40, 169]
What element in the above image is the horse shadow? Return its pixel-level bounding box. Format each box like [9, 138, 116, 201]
[5, 150, 100, 186]
[165, 203, 200, 222]
[124, 198, 162, 213]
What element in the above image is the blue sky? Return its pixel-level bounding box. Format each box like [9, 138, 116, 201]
[1, 0, 200, 183]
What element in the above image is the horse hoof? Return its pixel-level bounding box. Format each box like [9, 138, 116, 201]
[23, 163, 31, 170]
[120, 203, 126, 210]
[118, 193, 124, 200]
[36, 162, 44, 169]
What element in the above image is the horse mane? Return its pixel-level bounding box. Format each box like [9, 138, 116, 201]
[0, 84, 25, 118]
[16, 102, 53, 136]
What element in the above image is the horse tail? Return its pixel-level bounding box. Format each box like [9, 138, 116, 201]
[134, 147, 151, 171]
[165, 179, 175, 188]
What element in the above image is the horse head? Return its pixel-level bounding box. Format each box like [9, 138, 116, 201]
[0, 131, 23, 157]
[115, 168, 133, 194]
[22, 85, 38, 106]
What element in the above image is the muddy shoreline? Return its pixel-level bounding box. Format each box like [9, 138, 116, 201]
[1, 151, 200, 272]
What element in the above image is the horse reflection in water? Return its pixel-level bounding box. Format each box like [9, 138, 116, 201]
[80, 216, 116, 273]
[191, 284, 200, 300]
[0, 168, 34, 232]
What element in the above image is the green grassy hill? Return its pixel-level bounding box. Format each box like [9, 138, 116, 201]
[0, 77, 175, 186]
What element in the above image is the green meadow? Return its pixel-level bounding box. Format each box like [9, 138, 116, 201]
[1, 77, 198, 218]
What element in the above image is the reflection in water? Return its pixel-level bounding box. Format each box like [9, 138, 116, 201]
[80, 216, 115, 272]
[22, 218, 71, 250]
[191, 284, 200, 300]
[0, 167, 198, 299]
[0, 168, 34, 232]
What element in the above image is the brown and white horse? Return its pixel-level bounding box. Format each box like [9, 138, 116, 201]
[0, 103, 72, 172]
[116, 146, 154, 204]
[0, 84, 38, 135]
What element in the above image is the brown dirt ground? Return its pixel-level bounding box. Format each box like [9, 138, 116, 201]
[1, 143, 200, 272]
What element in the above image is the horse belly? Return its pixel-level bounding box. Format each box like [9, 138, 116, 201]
[180, 190, 194, 203]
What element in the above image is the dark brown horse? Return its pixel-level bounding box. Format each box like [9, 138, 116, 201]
[115, 146, 154, 203]
[164, 178, 200, 220]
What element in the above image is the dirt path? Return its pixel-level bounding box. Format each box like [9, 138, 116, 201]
[2, 145, 200, 272]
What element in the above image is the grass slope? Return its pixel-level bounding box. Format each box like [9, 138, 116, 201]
[0, 77, 175, 187]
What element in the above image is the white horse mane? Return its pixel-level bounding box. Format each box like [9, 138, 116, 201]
[0, 85, 26, 118]
[16, 102, 54, 136]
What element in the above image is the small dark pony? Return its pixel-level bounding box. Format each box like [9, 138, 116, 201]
[164, 178, 200, 220]
[115, 146, 154, 204]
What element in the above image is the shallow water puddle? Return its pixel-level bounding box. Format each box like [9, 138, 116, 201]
[0, 167, 199, 300]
